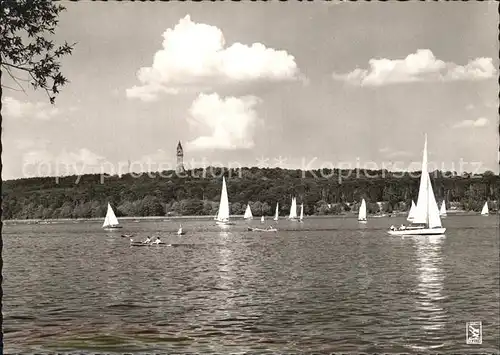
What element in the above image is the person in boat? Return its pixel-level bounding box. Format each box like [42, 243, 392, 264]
[399, 224, 406, 230]
[143, 236, 151, 244]
[153, 237, 161, 244]
[390, 225, 395, 231]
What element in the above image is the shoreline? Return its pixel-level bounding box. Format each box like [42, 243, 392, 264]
[1, 210, 480, 224]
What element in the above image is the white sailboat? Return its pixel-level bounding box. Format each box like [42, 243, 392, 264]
[102, 203, 122, 230]
[407, 200, 416, 222]
[215, 177, 234, 225]
[274, 203, 279, 221]
[288, 197, 298, 221]
[299, 203, 304, 222]
[481, 202, 489, 216]
[358, 198, 367, 223]
[261, 215, 265, 223]
[388, 135, 446, 236]
[440, 201, 447, 217]
[244, 203, 253, 220]
[177, 224, 186, 235]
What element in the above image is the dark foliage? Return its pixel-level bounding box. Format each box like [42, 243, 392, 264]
[1, 0, 74, 103]
[2, 168, 498, 220]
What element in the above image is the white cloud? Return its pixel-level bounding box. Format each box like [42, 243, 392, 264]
[140, 149, 171, 163]
[14, 138, 50, 150]
[22, 148, 106, 177]
[126, 84, 180, 102]
[379, 146, 413, 158]
[186, 93, 260, 150]
[387, 150, 413, 158]
[58, 148, 105, 166]
[332, 49, 496, 86]
[2, 96, 61, 120]
[452, 117, 489, 128]
[126, 15, 300, 101]
[484, 100, 498, 109]
[23, 148, 105, 166]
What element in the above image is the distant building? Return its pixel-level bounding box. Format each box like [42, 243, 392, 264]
[176, 141, 185, 174]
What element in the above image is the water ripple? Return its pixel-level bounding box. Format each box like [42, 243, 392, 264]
[3, 216, 499, 353]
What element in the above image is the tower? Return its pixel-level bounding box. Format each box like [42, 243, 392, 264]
[176, 141, 185, 174]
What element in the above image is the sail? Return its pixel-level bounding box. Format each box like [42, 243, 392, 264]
[299, 204, 304, 220]
[358, 199, 367, 221]
[216, 177, 230, 221]
[426, 173, 442, 228]
[274, 203, 279, 221]
[103, 203, 119, 227]
[481, 202, 489, 215]
[412, 135, 442, 228]
[288, 197, 298, 219]
[412, 136, 430, 225]
[407, 200, 416, 221]
[261, 215, 265, 222]
[440, 201, 447, 216]
[244, 204, 253, 219]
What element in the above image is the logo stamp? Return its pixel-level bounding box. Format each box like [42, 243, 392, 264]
[466, 321, 482, 344]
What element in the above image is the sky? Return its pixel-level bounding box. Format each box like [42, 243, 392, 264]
[2, 1, 499, 180]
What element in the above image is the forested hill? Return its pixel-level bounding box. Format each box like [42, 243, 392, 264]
[2, 167, 499, 220]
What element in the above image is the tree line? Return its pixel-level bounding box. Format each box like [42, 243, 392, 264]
[2, 167, 498, 220]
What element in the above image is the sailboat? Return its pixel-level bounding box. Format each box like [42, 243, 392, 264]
[481, 202, 489, 216]
[388, 135, 446, 236]
[407, 200, 416, 222]
[440, 201, 447, 217]
[103, 203, 122, 230]
[358, 198, 367, 223]
[177, 224, 186, 235]
[244, 204, 253, 220]
[288, 197, 298, 221]
[299, 203, 304, 222]
[261, 215, 265, 223]
[215, 177, 234, 225]
[274, 203, 279, 221]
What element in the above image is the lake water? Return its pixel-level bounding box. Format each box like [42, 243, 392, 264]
[2, 215, 499, 353]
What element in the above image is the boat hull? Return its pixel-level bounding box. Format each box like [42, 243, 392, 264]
[131, 242, 168, 247]
[388, 227, 446, 236]
[216, 221, 235, 226]
[130, 242, 149, 247]
[248, 227, 277, 232]
[104, 225, 123, 230]
[358, 220, 367, 224]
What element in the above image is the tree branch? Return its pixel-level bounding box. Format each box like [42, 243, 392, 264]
[2, 64, 28, 95]
[29, 71, 55, 104]
[1, 62, 32, 73]
[1, 83, 24, 92]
